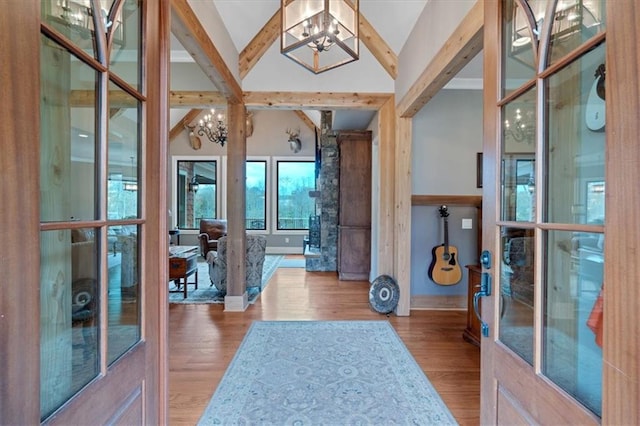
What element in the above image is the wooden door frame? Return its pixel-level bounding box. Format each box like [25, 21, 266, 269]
[0, 1, 169, 423]
[0, 1, 41, 421]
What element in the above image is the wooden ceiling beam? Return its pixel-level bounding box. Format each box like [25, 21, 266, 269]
[244, 91, 391, 110]
[358, 13, 397, 79]
[69, 90, 227, 108]
[170, 0, 243, 103]
[397, 1, 483, 118]
[169, 91, 227, 108]
[169, 109, 202, 142]
[239, 9, 280, 80]
[238, 4, 397, 80]
[294, 110, 317, 131]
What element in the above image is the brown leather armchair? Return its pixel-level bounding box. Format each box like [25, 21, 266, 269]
[198, 219, 227, 258]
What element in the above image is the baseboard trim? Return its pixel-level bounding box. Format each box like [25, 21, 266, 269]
[266, 246, 303, 254]
[224, 293, 248, 311]
[410, 295, 466, 310]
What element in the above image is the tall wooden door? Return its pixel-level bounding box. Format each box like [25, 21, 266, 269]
[337, 131, 372, 280]
[479, 0, 613, 423]
[1, 1, 169, 423]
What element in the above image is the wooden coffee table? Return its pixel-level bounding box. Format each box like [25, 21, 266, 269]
[169, 246, 199, 298]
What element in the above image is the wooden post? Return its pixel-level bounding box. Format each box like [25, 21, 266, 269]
[224, 102, 247, 311]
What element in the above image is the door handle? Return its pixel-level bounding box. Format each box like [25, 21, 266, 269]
[473, 272, 491, 337]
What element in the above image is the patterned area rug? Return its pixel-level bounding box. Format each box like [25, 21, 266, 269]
[198, 321, 458, 425]
[168, 255, 283, 304]
[278, 258, 306, 268]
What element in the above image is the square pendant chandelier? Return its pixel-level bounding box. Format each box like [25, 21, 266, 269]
[281, 0, 359, 74]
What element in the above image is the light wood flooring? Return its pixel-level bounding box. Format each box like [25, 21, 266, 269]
[169, 257, 480, 425]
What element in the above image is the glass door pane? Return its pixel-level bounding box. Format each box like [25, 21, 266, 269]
[546, 43, 606, 225]
[543, 42, 605, 416]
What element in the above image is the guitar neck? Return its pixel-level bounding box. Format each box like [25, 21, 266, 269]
[443, 217, 450, 254]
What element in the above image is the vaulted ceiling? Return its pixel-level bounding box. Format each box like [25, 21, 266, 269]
[169, 0, 483, 131]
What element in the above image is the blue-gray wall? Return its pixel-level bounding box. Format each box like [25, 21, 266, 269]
[411, 89, 483, 298]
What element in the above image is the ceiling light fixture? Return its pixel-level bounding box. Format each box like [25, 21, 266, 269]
[281, 0, 359, 74]
[186, 109, 227, 147]
[504, 108, 535, 144]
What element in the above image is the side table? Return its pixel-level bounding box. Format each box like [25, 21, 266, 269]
[169, 247, 198, 298]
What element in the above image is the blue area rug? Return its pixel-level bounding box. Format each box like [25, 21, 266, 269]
[278, 258, 306, 268]
[168, 255, 283, 304]
[198, 321, 458, 425]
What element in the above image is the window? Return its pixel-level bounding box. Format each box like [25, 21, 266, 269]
[176, 160, 217, 229]
[246, 160, 267, 230]
[276, 160, 316, 231]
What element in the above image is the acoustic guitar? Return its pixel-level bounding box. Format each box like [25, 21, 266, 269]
[428, 205, 462, 285]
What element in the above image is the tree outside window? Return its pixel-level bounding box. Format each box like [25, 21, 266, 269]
[277, 161, 315, 230]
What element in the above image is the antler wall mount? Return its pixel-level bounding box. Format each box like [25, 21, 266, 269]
[286, 128, 302, 153]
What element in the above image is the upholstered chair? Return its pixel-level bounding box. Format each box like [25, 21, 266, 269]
[198, 219, 228, 258]
[206, 234, 267, 295]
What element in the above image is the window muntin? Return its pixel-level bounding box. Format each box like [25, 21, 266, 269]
[276, 161, 316, 231]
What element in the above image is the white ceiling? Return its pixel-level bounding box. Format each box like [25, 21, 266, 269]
[170, 0, 483, 130]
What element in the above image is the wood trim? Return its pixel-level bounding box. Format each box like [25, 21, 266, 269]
[494, 348, 599, 424]
[71, 90, 391, 110]
[603, 1, 640, 424]
[170, 0, 242, 103]
[169, 109, 202, 142]
[376, 96, 395, 277]
[293, 110, 317, 131]
[394, 116, 412, 316]
[359, 13, 398, 79]
[244, 91, 391, 110]
[410, 295, 466, 310]
[412, 195, 482, 207]
[239, 9, 280, 79]
[397, 0, 484, 117]
[143, 0, 171, 422]
[169, 91, 227, 108]
[1, 1, 41, 423]
[480, 0, 499, 424]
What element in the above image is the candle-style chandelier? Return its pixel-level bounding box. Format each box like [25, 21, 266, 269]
[186, 109, 227, 147]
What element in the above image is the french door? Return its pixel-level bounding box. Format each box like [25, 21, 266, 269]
[480, 0, 613, 423]
[1, 1, 168, 423]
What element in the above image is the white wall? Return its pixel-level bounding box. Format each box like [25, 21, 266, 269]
[187, 0, 240, 85]
[396, 0, 477, 103]
[410, 89, 483, 297]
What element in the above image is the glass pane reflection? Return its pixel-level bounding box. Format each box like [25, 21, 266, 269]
[546, 43, 606, 225]
[107, 225, 141, 365]
[107, 81, 140, 220]
[109, 0, 142, 91]
[41, 1, 97, 58]
[502, 0, 542, 94]
[544, 230, 603, 416]
[40, 228, 100, 419]
[499, 227, 535, 365]
[548, 0, 606, 66]
[41, 36, 97, 222]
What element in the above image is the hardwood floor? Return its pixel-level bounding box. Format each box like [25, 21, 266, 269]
[168, 262, 480, 425]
